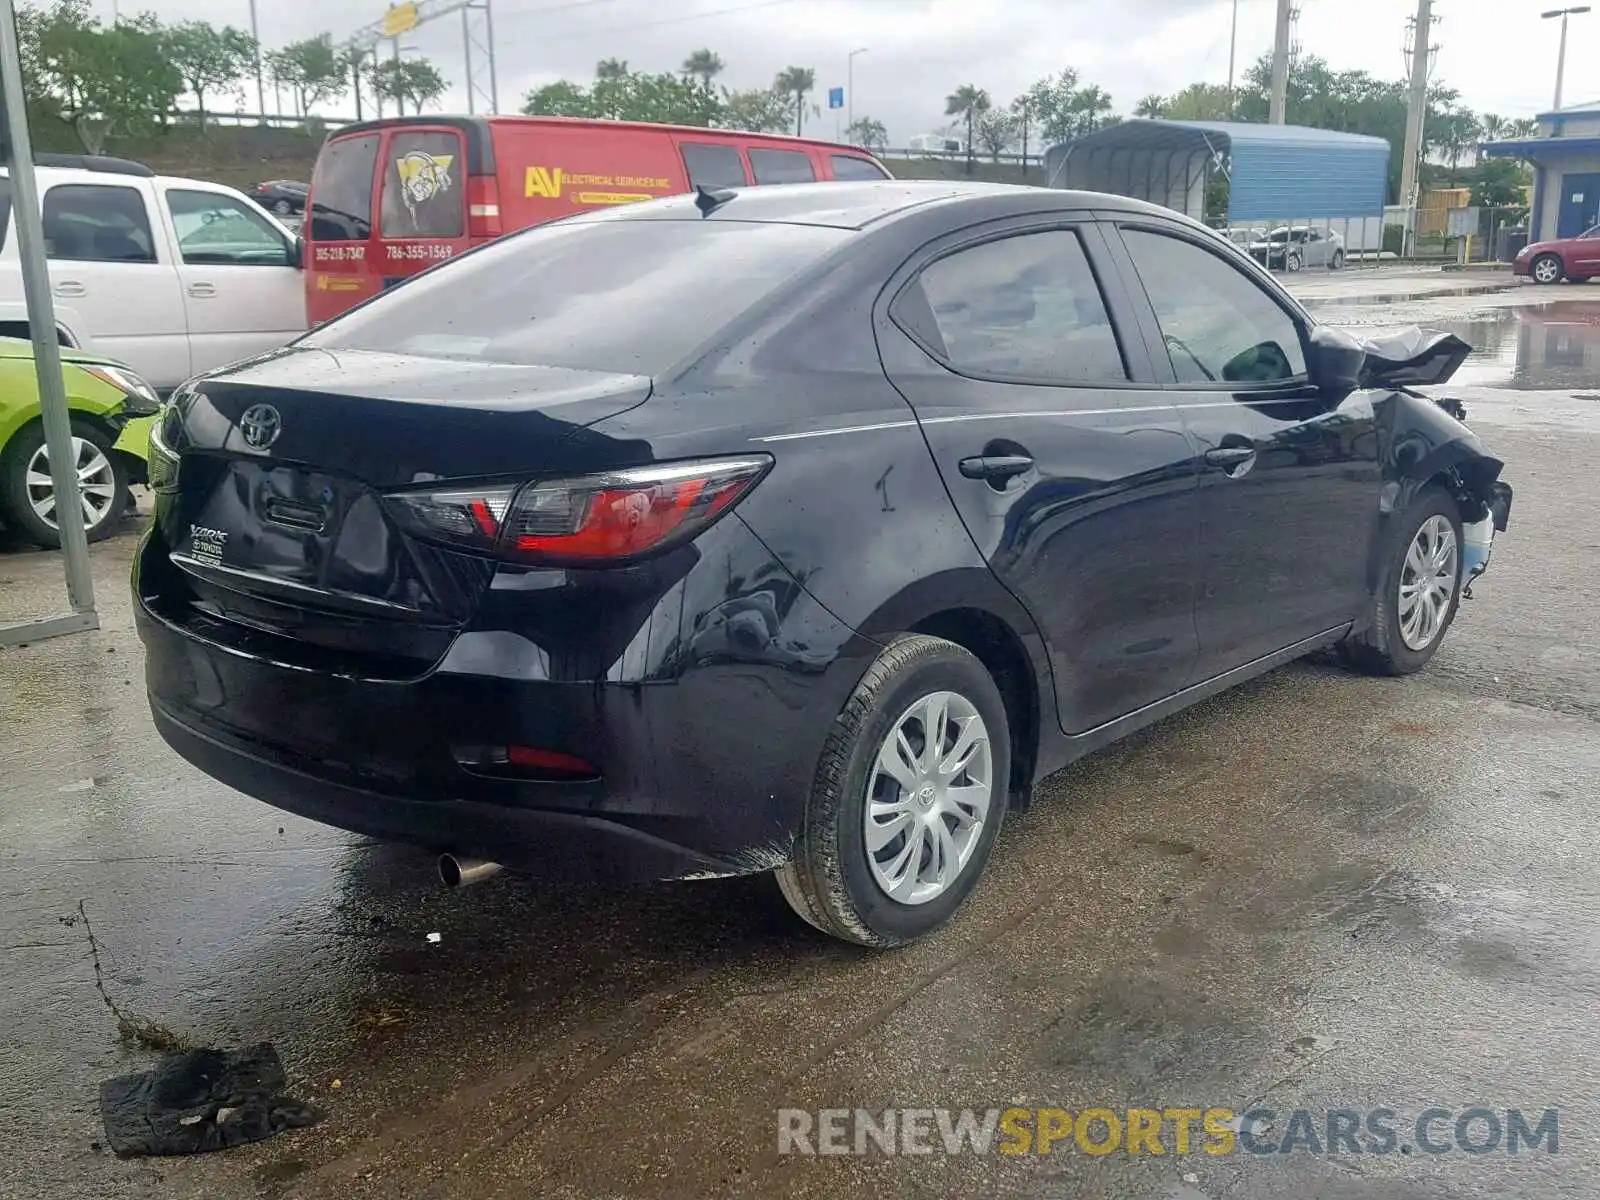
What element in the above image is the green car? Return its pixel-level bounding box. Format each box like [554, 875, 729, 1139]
[0, 337, 160, 548]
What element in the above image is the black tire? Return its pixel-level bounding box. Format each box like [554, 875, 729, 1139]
[1530, 253, 1564, 285]
[1285, 251, 1303, 273]
[1329, 250, 1345, 270]
[273, 198, 293, 215]
[775, 634, 1011, 947]
[0, 419, 129, 548]
[1339, 485, 1463, 676]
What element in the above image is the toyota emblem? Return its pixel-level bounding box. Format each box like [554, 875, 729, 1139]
[238, 404, 282, 450]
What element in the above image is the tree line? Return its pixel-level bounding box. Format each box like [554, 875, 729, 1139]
[17, 0, 449, 153]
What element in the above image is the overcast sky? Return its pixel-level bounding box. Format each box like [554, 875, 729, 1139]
[101, 0, 1598, 140]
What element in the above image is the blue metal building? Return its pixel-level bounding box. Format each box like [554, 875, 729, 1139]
[1044, 119, 1391, 225]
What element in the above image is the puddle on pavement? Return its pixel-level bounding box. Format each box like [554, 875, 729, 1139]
[1311, 282, 1520, 306]
[1332, 299, 1600, 391]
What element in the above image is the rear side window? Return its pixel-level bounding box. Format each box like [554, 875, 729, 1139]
[905, 229, 1127, 385]
[681, 143, 747, 189]
[41, 184, 156, 263]
[829, 155, 889, 181]
[749, 149, 816, 185]
[311, 134, 379, 242]
[306, 218, 849, 374]
[381, 131, 465, 239]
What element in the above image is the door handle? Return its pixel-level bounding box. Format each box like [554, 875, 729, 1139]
[958, 454, 1034, 484]
[1204, 445, 1257, 477]
[187, 282, 217, 298]
[53, 281, 86, 298]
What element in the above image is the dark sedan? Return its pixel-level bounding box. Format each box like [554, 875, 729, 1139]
[133, 181, 1512, 947]
[251, 179, 309, 215]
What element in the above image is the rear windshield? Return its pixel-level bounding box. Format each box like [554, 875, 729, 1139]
[310, 134, 379, 242]
[380, 130, 464, 239]
[303, 218, 849, 373]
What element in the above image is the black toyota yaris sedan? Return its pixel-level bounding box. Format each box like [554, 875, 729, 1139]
[135, 181, 1512, 947]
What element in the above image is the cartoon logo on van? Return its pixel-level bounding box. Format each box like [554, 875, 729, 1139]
[395, 151, 455, 225]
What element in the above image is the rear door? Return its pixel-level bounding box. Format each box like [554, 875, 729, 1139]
[1108, 221, 1380, 679]
[876, 216, 1201, 735]
[40, 180, 190, 388]
[376, 127, 472, 290]
[306, 131, 381, 325]
[160, 184, 306, 374]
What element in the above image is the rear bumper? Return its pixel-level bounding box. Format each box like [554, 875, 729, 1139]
[149, 699, 732, 881]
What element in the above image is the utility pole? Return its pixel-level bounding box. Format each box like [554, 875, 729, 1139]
[1268, 0, 1293, 123]
[1227, 0, 1240, 112]
[248, 0, 266, 121]
[846, 47, 868, 141]
[1399, 0, 1436, 254]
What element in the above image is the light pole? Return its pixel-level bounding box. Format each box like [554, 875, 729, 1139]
[1227, 0, 1240, 111]
[1543, 6, 1591, 112]
[846, 46, 868, 141]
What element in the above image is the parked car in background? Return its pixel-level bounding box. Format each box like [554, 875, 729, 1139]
[304, 115, 895, 323]
[1248, 225, 1345, 272]
[251, 179, 309, 216]
[1514, 223, 1600, 284]
[0, 154, 308, 394]
[0, 337, 157, 546]
[1223, 226, 1267, 249]
[137, 181, 1511, 948]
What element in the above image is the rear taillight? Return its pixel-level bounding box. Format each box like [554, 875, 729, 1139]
[467, 176, 502, 239]
[382, 456, 771, 566]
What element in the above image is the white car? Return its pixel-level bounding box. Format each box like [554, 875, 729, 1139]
[0, 154, 307, 393]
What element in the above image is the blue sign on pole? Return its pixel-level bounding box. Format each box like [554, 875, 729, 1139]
[827, 87, 845, 110]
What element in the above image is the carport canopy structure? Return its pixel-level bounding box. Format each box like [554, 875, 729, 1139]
[1044, 119, 1390, 225]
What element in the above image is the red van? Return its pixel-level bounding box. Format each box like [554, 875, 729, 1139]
[303, 114, 894, 324]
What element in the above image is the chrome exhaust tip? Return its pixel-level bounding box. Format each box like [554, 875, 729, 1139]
[438, 854, 503, 889]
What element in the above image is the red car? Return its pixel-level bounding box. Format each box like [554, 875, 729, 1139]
[1514, 223, 1600, 284]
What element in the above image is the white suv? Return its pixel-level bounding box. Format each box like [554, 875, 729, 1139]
[0, 154, 307, 393]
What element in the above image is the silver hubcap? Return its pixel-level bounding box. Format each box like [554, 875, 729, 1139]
[25, 436, 116, 532]
[1398, 515, 1458, 651]
[864, 690, 992, 906]
[1534, 258, 1559, 283]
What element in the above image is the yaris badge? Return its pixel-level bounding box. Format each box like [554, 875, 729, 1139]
[238, 404, 282, 450]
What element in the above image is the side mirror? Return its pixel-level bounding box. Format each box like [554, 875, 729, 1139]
[290, 234, 304, 270]
[1306, 324, 1365, 392]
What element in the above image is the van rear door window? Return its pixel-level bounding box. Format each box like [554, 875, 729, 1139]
[310, 134, 379, 242]
[381, 131, 465, 239]
[749, 149, 816, 185]
[681, 143, 748, 189]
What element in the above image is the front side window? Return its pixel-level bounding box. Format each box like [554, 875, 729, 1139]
[310, 133, 379, 242]
[902, 229, 1127, 385]
[749, 149, 816, 185]
[681, 143, 748, 190]
[380, 130, 465, 239]
[166, 190, 291, 266]
[41, 184, 156, 263]
[1121, 227, 1306, 385]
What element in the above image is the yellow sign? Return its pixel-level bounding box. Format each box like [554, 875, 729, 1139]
[523, 165, 674, 202]
[382, 2, 419, 37]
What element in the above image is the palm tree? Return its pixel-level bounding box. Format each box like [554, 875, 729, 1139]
[682, 48, 725, 87]
[1480, 113, 1507, 141]
[595, 57, 629, 81]
[944, 84, 990, 174]
[1135, 93, 1166, 118]
[774, 66, 815, 136]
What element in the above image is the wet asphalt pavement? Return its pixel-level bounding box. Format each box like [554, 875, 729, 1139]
[3, 266, 1599, 1199]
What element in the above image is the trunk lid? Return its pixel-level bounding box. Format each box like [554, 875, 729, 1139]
[151, 347, 653, 673]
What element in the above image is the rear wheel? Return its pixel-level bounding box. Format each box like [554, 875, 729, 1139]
[0, 420, 128, 548]
[272, 198, 293, 215]
[1339, 486, 1462, 676]
[1530, 253, 1564, 285]
[775, 634, 1010, 947]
